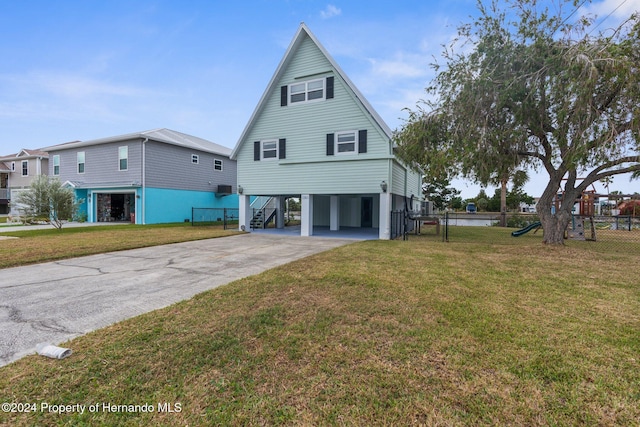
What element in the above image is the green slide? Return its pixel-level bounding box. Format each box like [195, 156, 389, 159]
[511, 221, 542, 237]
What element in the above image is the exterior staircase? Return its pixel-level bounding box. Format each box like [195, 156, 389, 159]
[250, 196, 277, 229]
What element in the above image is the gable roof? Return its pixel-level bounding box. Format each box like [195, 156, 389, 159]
[42, 128, 231, 156]
[230, 22, 392, 159]
[0, 148, 49, 163]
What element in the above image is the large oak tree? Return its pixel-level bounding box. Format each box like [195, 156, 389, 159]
[395, 0, 640, 244]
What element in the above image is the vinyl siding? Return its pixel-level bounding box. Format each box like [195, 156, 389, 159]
[237, 33, 393, 195]
[144, 141, 236, 192]
[50, 140, 143, 185]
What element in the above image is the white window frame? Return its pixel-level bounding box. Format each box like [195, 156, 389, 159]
[21, 160, 28, 176]
[261, 140, 278, 160]
[289, 78, 325, 104]
[77, 152, 85, 174]
[118, 146, 128, 171]
[10, 161, 15, 172]
[214, 158, 223, 171]
[53, 155, 60, 176]
[191, 154, 199, 164]
[335, 130, 357, 155]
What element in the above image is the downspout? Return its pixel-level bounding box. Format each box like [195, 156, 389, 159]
[141, 138, 148, 224]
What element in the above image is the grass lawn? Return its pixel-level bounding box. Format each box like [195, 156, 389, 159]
[0, 223, 240, 269]
[1, 227, 639, 425]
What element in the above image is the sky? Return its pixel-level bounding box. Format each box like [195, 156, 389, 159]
[1, 0, 638, 199]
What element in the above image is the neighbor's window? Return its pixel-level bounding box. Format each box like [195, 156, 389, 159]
[336, 131, 356, 154]
[214, 159, 223, 171]
[21, 160, 28, 176]
[11, 162, 15, 172]
[262, 140, 278, 160]
[119, 146, 128, 171]
[77, 152, 85, 174]
[53, 155, 60, 175]
[289, 78, 324, 104]
[191, 154, 199, 164]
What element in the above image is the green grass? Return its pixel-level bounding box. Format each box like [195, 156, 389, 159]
[0, 223, 241, 269]
[1, 227, 639, 425]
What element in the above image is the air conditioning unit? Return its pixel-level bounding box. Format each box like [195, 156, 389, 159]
[421, 201, 433, 216]
[217, 185, 232, 194]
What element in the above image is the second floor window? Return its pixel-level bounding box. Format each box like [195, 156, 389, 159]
[191, 154, 199, 164]
[262, 140, 278, 160]
[214, 159, 223, 171]
[53, 155, 60, 175]
[119, 146, 128, 171]
[21, 160, 28, 176]
[77, 152, 85, 174]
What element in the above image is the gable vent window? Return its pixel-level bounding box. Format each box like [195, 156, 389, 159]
[214, 159, 223, 171]
[191, 154, 199, 164]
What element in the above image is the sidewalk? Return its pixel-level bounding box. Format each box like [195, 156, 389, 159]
[0, 221, 127, 233]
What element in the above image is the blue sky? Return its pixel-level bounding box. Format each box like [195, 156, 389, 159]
[1, 0, 638, 198]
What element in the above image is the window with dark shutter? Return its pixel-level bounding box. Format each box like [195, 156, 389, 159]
[326, 133, 335, 156]
[254, 141, 261, 161]
[281, 86, 288, 106]
[279, 138, 286, 159]
[358, 129, 367, 153]
[326, 76, 334, 99]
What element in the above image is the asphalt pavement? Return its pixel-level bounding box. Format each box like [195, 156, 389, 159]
[0, 233, 353, 367]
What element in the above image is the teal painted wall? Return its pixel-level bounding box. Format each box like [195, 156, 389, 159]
[74, 189, 88, 221]
[144, 187, 239, 224]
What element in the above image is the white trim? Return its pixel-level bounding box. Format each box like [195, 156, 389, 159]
[261, 139, 278, 160]
[335, 130, 357, 155]
[52, 155, 60, 176]
[289, 78, 325, 105]
[77, 151, 85, 174]
[118, 146, 129, 171]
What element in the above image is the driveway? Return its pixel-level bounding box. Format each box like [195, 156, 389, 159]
[0, 233, 353, 367]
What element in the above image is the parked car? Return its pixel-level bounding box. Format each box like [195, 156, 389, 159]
[466, 202, 477, 214]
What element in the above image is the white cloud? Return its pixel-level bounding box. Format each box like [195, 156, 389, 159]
[321, 4, 342, 19]
[580, 0, 640, 31]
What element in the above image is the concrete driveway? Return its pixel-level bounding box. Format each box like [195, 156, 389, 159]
[0, 233, 353, 367]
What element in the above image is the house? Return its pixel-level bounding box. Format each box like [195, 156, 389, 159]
[42, 128, 237, 224]
[0, 149, 49, 215]
[230, 23, 422, 239]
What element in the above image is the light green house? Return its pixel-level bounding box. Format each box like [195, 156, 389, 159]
[230, 23, 422, 239]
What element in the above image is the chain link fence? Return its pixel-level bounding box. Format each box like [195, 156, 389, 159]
[395, 211, 640, 254]
[191, 208, 239, 229]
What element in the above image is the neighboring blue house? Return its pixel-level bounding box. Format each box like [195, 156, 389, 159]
[230, 23, 422, 239]
[43, 128, 237, 224]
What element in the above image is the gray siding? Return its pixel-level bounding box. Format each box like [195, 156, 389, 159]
[144, 141, 236, 192]
[50, 139, 143, 185]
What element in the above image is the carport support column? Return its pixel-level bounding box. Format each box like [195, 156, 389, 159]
[301, 194, 313, 236]
[275, 196, 285, 229]
[239, 194, 251, 232]
[379, 192, 392, 240]
[330, 195, 340, 231]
